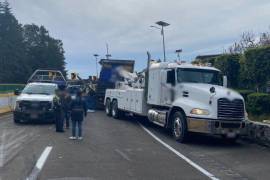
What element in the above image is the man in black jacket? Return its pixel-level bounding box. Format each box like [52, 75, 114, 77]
[69, 91, 87, 140]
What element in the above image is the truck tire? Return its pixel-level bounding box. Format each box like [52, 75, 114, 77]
[112, 100, 121, 119]
[13, 117, 20, 124]
[171, 111, 188, 143]
[105, 99, 112, 116]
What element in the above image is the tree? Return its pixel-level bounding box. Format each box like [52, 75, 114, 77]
[241, 46, 270, 92]
[259, 32, 270, 46]
[0, 1, 30, 83]
[0, 2, 66, 83]
[23, 24, 66, 76]
[229, 31, 257, 54]
[214, 54, 240, 88]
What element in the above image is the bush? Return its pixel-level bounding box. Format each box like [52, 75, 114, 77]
[247, 93, 270, 115]
[237, 89, 254, 101]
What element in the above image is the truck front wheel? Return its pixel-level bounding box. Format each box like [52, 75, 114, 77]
[172, 111, 188, 143]
[105, 99, 112, 116]
[112, 100, 121, 119]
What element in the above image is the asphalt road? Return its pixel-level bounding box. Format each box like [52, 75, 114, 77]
[0, 111, 270, 180]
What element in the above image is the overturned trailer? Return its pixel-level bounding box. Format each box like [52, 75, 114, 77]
[96, 59, 135, 109]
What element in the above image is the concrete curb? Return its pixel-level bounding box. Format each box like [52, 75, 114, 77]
[0, 93, 16, 115]
[0, 93, 14, 97]
[0, 106, 12, 114]
[242, 120, 270, 147]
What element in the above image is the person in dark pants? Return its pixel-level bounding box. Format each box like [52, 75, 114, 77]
[69, 91, 87, 140]
[63, 89, 72, 129]
[54, 86, 65, 132]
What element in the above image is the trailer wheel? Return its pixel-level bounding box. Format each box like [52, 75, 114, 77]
[171, 111, 188, 143]
[105, 99, 112, 116]
[112, 100, 121, 119]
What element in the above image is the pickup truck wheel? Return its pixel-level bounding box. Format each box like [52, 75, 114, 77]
[172, 111, 188, 143]
[112, 100, 120, 119]
[13, 117, 20, 124]
[105, 99, 112, 116]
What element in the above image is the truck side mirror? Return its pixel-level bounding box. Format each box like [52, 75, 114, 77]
[223, 76, 228, 87]
[14, 89, 21, 96]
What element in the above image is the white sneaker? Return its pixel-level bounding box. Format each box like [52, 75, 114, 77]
[69, 136, 76, 140]
[78, 137, 83, 140]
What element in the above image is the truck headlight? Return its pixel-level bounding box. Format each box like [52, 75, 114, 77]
[190, 108, 209, 115]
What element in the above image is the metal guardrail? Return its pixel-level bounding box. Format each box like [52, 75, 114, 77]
[0, 84, 25, 93]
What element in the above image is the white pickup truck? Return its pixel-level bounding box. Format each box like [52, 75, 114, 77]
[13, 70, 66, 123]
[104, 54, 247, 142]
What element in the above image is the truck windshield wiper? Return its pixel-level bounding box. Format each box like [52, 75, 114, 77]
[39, 93, 50, 95]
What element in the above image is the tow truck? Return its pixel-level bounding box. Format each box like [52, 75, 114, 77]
[104, 53, 247, 142]
[13, 69, 66, 123]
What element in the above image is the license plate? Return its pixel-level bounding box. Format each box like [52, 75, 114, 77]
[227, 132, 236, 138]
[30, 113, 38, 119]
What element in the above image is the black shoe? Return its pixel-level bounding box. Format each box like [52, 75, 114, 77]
[56, 130, 65, 133]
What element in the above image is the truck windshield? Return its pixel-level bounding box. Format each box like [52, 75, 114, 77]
[177, 68, 222, 85]
[22, 84, 56, 95]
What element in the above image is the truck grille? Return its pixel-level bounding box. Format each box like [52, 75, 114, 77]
[217, 98, 244, 120]
[21, 101, 51, 111]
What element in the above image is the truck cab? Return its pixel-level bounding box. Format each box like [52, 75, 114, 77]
[147, 62, 246, 141]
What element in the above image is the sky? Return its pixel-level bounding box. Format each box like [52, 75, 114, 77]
[7, 0, 270, 78]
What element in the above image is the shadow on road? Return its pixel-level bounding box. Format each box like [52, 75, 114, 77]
[114, 112, 245, 148]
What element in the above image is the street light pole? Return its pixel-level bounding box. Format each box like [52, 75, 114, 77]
[161, 26, 166, 62]
[151, 21, 170, 62]
[93, 54, 99, 78]
[175, 49, 182, 61]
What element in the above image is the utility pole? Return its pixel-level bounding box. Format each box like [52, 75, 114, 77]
[150, 21, 170, 62]
[93, 54, 99, 78]
[106, 43, 111, 60]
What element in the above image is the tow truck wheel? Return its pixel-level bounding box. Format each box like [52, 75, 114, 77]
[105, 99, 112, 116]
[112, 100, 120, 119]
[172, 111, 188, 143]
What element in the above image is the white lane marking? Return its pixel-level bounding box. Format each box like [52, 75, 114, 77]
[0, 130, 6, 167]
[115, 149, 131, 162]
[139, 123, 219, 180]
[26, 146, 53, 180]
[36, 146, 52, 169]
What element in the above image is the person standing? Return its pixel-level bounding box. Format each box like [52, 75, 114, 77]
[53, 86, 65, 132]
[63, 89, 72, 129]
[69, 91, 87, 140]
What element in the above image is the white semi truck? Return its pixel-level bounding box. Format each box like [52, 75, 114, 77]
[104, 53, 247, 142]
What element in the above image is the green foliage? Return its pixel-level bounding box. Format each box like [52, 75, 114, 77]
[23, 24, 66, 76]
[0, 2, 66, 83]
[240, 46, 270, 91]
[214, 54, 240, 88]
[236, 89, 254, 101]
[0, 1, 30, 83]
[247, 93, 270, 115]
